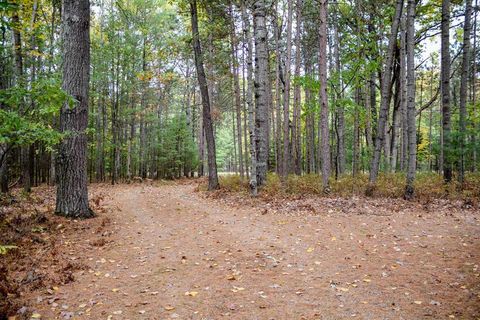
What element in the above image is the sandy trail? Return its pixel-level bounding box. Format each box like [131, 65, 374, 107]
[30, 183, 479, 319]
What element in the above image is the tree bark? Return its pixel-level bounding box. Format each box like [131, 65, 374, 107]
[367, 0, 404, 194]
[55, 0, 93, 218]
[292, 0, 302, 175]
[273, 3, 282, 175]
[12, 12, 32, 193]
[458, 0, 472, 185]
[281, 0, 294, 177]
[441, 0, 452, 182]
[333, 4, 345, 176]
[230, 4, 244, 178]
[304, 57, 315, 174]
[319, 0, 330, 191]
[241, 0, 257, 195]
[190, 0, 219, 190]
[0, 27, 9, 193]
[472, 0, 478, 172]
[253, 0, 269, 187]
[399, 14, 408, 172]
[404, 0, 416, 200]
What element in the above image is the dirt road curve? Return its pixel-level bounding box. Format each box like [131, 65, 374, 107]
[30, 184, 479, 319]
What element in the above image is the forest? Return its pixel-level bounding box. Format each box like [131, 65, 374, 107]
[0, 0, 479, 319]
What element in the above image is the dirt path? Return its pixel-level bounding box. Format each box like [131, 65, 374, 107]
[29, 183, 479, 319]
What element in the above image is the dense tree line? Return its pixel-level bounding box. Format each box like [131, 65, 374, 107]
[0, 0, 478, 216]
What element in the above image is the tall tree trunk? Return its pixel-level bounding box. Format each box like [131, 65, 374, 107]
[95, 92, 104, 181]
[230, 4, 244, 178]
[441, 0, 452, 182]
[253, 0, 269, 187]
[305, 57, 315, 174]
[139, 38, 147, 179]
[0, 27, 9, 193]
[458, 0, 472, 185]
[319, 0, 330, 191]
[472, 0, 478, 172]
[367, 0, 404, 194]
[190, 0, 219, 190]
[353, 89, 360, 177]
[12, 12, 32, 193]
[55, 0, 93, 218]
[428, 67, 434, 171]
[111, 51, 120, 185]
[399, 14, 408, 171]
[333, 4, 345, 175]
[273, 4, 282, 175]
[404, 0, 416, 199]
[241, 0, 257, 195]
[281, 0, 294, 177]
[292, 0, 302, 175]
[391, 70, 401, 172]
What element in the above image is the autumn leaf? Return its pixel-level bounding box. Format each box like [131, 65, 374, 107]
[185, 291, 198, 297]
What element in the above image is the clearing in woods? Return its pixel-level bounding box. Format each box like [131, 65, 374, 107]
[20, 183, 480, 319]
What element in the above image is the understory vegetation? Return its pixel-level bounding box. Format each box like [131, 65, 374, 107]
[218, 172, 480, 200]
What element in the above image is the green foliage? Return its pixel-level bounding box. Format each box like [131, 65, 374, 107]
[156, 114, 198, 178]
[0, 109, 61, 148]
[0, 244, 17, 255]
[0, 78, 65, 150]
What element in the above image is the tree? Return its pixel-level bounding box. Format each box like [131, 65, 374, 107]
[441, 0, 452, 183]
[55, 0, 93, 218]
[190, 0, 219, 190]
[253, 0, 269, 187]
[241, 0, 257, 195]
[319, 0, 329, 191]
[229, 3, 244, 179]
[367, 0, 404, 195]
[282, 0, 293, 177]
[458, 0, 472, 185]
[404, 0, 416, 200]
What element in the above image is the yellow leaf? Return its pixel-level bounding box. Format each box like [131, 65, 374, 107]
[414, 301, 422, 305]
[31, 314, 41, 319]
[112, 288, 120, 292]
[164, 305, 175, 311]
[307, 247, 314, 253]
[185, 291, 198, 297]
[363, 279, 371, 283]
[231, 286, 245, 292]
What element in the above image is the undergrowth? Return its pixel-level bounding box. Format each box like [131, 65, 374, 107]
[217, 172, 480, 201]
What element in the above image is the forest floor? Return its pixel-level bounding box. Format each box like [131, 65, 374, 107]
[1, 180, 479, 319]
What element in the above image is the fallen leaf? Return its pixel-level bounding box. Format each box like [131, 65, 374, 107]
[185, 291, 198, 297]
[164, 305, 175, 311]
